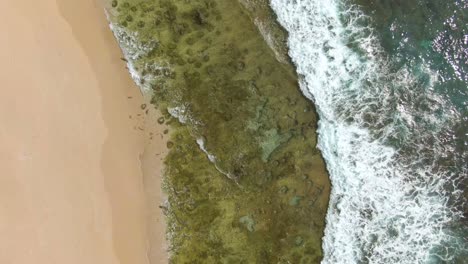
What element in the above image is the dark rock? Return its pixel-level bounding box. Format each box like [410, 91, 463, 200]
[163, 68, 171, 77]
[193, 9, 208, 25]
[279, 186, 289, 194]
[154, 18, 162, 26]
[237, 61, 245, 71]
[295, 236, 304, 246]
[167, 141, 174, 149]
[186, 37, 196, 45]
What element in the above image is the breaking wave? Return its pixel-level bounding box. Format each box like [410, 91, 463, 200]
[270, 0, 467, 263]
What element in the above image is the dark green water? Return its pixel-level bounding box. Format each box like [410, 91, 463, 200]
[352, 0, 467, 225]
[352, 1, 468, 261]
[106, 0, 330, 263]
[269, 0, 467, 263]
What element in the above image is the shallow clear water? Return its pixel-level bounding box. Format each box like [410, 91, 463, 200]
[270, 0, 467, 263]
[105, 0, 330, 262]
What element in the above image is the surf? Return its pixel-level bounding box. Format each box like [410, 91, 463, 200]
[270, 0, 467, 263]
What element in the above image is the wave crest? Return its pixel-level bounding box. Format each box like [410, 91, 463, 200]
[270, 0, 467, 263]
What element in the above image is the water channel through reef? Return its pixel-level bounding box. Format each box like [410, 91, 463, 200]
[106, 0, 330, 262]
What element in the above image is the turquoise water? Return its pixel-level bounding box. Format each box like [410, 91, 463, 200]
[271, 0, 467, 263]
[354, 1, 468, 262]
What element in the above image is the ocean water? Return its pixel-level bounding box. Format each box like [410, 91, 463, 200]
[270, 0, 467, 263]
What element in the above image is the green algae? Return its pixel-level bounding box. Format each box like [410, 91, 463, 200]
[164, 124, 328, 263]
[107, 0, 330, 262]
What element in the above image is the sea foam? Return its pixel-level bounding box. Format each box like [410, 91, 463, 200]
[270, 0, 466, 263]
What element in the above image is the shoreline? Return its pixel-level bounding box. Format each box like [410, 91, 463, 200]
[139, 98, 170, 263]
[100, 1, 171, 261]
[0, 0, 168, 263]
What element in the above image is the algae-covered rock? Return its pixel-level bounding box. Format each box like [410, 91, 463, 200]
[107, 0, 330, 262]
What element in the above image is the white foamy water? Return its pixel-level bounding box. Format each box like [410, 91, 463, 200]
[270, 0, 465, 263]
[108, 19, 169, 94]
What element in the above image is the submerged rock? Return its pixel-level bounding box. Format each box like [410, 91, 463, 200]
[289, 196, 303, 206]
[279, 185, 289, 194]
[260, 129, 291, 162]
[108, 0, 329, 262]
[295, 236, 304, 246]
[239, 215, 255, 232]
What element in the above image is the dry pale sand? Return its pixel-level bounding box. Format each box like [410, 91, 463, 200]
[0, 0, 167, 263]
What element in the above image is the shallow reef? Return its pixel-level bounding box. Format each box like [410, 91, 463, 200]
[107, 0, 330, 262]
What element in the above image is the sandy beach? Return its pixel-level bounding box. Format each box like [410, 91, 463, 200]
[0, 0, 167, 263]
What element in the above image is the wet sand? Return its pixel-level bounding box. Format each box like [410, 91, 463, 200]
[0, 0, 167, 263]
